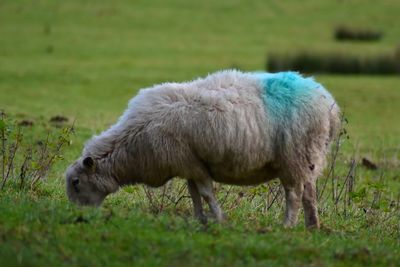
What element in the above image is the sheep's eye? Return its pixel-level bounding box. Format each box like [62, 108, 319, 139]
[72, 178, 80, 193]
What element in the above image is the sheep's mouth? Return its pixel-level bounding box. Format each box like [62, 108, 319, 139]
[70, 196, 98, 207]
[79, 194, 106, 207]
[66, 190, 90, 206]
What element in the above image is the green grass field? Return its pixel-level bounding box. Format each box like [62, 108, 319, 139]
[0, 0, 399, 266]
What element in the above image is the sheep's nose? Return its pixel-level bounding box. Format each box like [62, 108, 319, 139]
[72, 178, 80, 193]
[72, 178, 79, 186]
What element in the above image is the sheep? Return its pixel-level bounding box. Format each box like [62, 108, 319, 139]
[66, 70, 340, 229]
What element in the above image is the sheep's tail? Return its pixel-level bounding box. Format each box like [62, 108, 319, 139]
[328, 101, 341, 142]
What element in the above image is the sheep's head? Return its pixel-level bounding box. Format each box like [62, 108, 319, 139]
[66, 156, 117, 206]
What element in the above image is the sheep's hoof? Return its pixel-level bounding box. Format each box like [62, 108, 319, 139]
[283, 224, 293, 229]
[211, 212, 227, 224]
[283, 221, 297, 229]
[306, 224, 320, 231]
[305, 217, 320, 230]
[200, 212, 227, 224]
[217, 213, 228, 223]
[196, 214, 208, 225]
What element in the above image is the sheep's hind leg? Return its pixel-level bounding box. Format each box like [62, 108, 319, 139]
[281, 180, 304, 228]
[187, 179, 207, 224]
[302, 178, 320, 229]
[194, 178, 225, 222]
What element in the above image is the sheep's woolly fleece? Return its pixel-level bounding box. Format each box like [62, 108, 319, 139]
[83, 70, 339, 185]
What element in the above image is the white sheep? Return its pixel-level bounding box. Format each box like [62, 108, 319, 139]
[66, 70, 340, 229]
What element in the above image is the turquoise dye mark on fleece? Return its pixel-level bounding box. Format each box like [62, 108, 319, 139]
[253, 72, 326, 120]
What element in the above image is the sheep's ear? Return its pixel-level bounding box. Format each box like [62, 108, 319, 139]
[83, 156, 96, 171]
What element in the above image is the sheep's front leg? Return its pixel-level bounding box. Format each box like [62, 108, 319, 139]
[282, 181, 304, 228]
[194, 178, 225, 222]
[187, 179, 207, 224]
[302, 178, 320, 229]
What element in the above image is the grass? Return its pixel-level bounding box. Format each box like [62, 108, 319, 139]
[0, 0, 399, 266]
[0, 189, 398, 267]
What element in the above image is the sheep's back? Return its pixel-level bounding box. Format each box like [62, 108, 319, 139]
[122, 70, 338, 182]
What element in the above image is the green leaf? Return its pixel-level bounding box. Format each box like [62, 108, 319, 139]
[350, 187, 367, 202]
[0, 119, 5, 131]
[367, 181, 386, 191]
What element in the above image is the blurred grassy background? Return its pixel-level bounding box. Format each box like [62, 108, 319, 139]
[1, 0, 399, 148]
